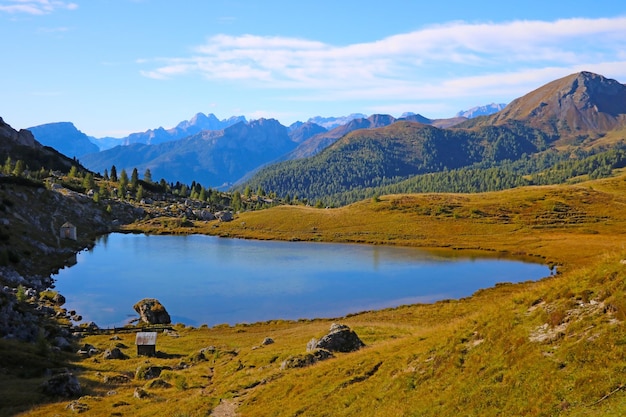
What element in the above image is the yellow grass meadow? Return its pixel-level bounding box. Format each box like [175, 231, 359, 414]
[6, 171, 626, 416]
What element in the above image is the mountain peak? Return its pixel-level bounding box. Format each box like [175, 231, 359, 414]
[456, 103, 507, 119]
[490, 71, 626, 137]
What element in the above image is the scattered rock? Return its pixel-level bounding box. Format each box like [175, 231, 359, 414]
[215, 211, 233, 222]
[65, 400, 89, 413]
[310, 323, 365, 353]
[76, 343, 98, 357]
[41, 372, 82, 397]
[280, 349, 333, 370]
[52, 293, 66, 306]
[133, 298, 171, 325]
[133, 387, 149, 399]
[261, 337, 274, 346]
[103, 374, 131, 385]
[103, 347, 126, 360]
[145, 378, 172, 389]
[54, 336, 73, 351]
[135, 365, 169, 380]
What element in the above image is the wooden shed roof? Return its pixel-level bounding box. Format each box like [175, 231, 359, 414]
[135, 332, 157, 346]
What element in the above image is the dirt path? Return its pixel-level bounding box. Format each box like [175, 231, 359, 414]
[211, 399, 239, 417]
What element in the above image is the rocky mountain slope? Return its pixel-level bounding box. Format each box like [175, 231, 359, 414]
[485, 71, 626, 143]
[0, 118, 143, 343]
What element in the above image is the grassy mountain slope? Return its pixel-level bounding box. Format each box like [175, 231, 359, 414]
[17, 171, 626, 416]
[243, 121, 549, 204]
[242, 72, 626, 206]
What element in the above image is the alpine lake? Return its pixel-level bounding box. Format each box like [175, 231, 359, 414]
[53, 233, 551, 328]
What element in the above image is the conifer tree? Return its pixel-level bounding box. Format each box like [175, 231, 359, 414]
[3, 156, 12, 175]
[68, 165, 79, 178]
[143, 168, 152, 183]
[12, 160, 25, 177]
[130, 168, 139, 191]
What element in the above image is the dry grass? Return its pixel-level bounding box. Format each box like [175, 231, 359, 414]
[9, 172, 626, 416]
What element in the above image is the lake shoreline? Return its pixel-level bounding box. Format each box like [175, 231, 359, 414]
[54, 232, 551, 329]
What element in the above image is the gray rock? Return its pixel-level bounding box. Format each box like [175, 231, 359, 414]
[136, 365, 170, 380]
[103, 347, 125, 360]
[280, 349, 333, 370]
[103, 374, 131, 385]
[312, 323, 365, 353]
[134, 387, 149, 399]
[54, 336, 72, 350]
[41, 372, 82, 397]
[216, 211, 233, 222]
[133, 298, 171, 325]
[261, 337, 274, 346]
[65, 400, 89, 413]
[53, 293, 66, 306]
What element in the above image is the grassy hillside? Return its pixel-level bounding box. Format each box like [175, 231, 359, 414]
[7, 172, 623, 415]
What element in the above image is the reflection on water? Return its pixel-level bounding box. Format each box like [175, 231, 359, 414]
[53, 233, 550, 328]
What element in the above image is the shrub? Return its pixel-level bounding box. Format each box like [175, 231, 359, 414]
[16, 285, 27, 302]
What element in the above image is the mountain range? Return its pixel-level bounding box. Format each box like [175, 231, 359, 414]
[24, 71, 626, 195]
[80, 118, 296, 187]
[28, 105, 497, 188]
[240, 71, 626, 204]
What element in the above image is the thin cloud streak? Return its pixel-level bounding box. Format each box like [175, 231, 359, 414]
[0, 0, 77, 15]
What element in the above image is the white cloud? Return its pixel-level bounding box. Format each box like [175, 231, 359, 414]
[0, 0, 78, 15]
[140, 16, 626, 106]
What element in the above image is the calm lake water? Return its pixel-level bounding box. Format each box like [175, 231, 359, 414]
[53, 233, 550, 328]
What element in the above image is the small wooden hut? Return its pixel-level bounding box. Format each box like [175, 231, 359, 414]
[60, 222, 77, 240]
[135, 332, 157, 357]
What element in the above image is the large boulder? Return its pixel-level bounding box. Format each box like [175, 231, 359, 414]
[309, 323, 365, 353]
[133, 298, 171, 325]
[41, 372, 82, 397]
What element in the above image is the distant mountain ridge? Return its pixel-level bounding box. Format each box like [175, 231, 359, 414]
[29, 112, 247, 153]
[307, 113, 367, 130]
[24, 72, 626, 192]
[120, 113, 247, 147]
[456, 103, 507, 118]
[28, 122, 99, 159]
[80, 118, 296, 187]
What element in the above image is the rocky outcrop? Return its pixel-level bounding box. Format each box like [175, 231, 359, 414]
[280, 324, 364, 370]
[0, 117, 39, 148]
[133, 298, 171, 325]
[280, 349, 334, 370]
[41, 372, 82, 397]
[307, 323, 365, 353]
[103, 347, 126, 360]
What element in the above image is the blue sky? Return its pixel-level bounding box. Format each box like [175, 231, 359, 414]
[1, 0, 626, 137]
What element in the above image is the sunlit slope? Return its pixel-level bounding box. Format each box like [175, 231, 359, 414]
[41, 172, 626, 417]
[187, 171, 626, 268]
